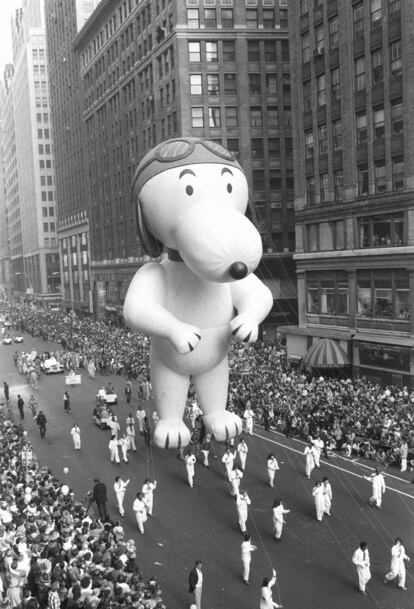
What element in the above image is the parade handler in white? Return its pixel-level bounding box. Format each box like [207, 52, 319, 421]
[352, 541, 371, 596]
[364, 468, 386, 509]
[123, 137, 273, 449]
[384, 537, 410, 590]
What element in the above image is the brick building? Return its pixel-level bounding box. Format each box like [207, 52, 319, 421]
[72, 0, 297, 323]
[282, 0, 414, 386]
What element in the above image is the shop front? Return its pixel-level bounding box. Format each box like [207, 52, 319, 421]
[354, 340, 412, 388]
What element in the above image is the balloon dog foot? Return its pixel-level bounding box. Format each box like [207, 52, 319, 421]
[154, 419, 191, 449]
[203, 411, 242, 442]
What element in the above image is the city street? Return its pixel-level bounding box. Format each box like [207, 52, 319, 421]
[1, 332, 414, 609]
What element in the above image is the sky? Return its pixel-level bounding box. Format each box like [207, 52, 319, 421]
[0, 1, 22, 71]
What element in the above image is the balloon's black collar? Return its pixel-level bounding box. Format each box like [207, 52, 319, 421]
[165, 248, 183, 262]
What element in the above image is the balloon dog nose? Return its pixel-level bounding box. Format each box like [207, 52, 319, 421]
[228, 261, 248, 280]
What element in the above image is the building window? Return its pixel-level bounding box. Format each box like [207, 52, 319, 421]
[301, 33, 311, 63]
[358, 163, 369, 196]
[389, 0, 401, 19]
[300, 0, 309, 16]
[280, 9, 288, 29]
[358, 212, 404, 248]
[268, 106, 279, 126]
[264, 41, 276, 63]
[253, 170, 266, 191]
[353, 2, 364, 38]
[356, 112, 367, 144]
[357, 269, 408, 319]
[207, 74, 220, 96]
[225, 106, 238, 128]
[187, 9, 199, 29]
[373, 107, 384, 139]
[249, 73, 262, 95]
[208, 107, 221, 128]
[392, 156, 404, 191]
[282, 73, 291, 95]
[224, 73, 237, 95]
[204, 8, 216, 28]
[332, 120, 342, 150]
[221, 9, 234, 28]
[330, 67, 340, 101]
[355, 57, 366, 91]
[303, 80, 312, 112]
[333, 170, 343, 201]
[223, 40, 235, 62]
[374, 159, 386, 193]
[372, 48, 383, 83]
[227, 138, 239, 157]
[250, 107, 262, 127]
[320, 173, 329, 204]
[190, 74, 202, 95]
[391, 100, 403, 134]
[281, 40, 289, 61]
[268, 138, 280, 159]
[305, 129, 314, 159]
[307, 270, 348, 315]
[247, 40, 260, 62]
[390, 40, 402, 76]
[370, 0, 382, 29]
[188, 41, 201, 62]
[317, 74, 326, 106]
[206, 41, 218, 62]
[266, 73, 277, 95]
[329, 16, 338, 49]
[246, 9, 258, 29]
[318, 124, 327, 155]
[306, 176, 315, 205]
[251, 138, 264, 159]
[307, 223, 319, 252]
[263, 9, 275, 29]
[191, 107, 204, 128]
[315, 24, 324, 52]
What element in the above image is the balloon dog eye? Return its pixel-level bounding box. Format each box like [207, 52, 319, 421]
[185, 185, 194, 196]
[227, 183, 232, 193]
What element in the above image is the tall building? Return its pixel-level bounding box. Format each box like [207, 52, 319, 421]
[283, 0, 414, 387]
[0, 81, 12, 300]
[45, 0, 100, 314]
[5, 1, 61, 304]
[72, 0, 297, 324]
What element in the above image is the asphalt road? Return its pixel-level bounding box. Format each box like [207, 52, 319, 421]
[1, 332, 414, 609]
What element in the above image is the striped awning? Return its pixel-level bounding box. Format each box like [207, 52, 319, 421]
[303, 338, 350, 368]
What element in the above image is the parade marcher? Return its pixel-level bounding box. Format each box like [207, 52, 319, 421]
[236, 490, 251, 534]
[272, 498, 290, 542]
[304, 443, 315, 479]
[109, 435, 121, 464]
[311, 436, 323, 468]
[28, 394, 38, 418]
[237, 437, 248, 472]
[241, 532, 257, 585]
[185, 450, 197, 488]
[312, 480, 325, 522]
[267, 453, 279, 488]
[229, 465, 244, 497]
[108, 415, 121, 439]
[119, 434, 130, 463]
[92, 478, 109, 521]
[70, 423, 81, 450]
[188, 400, 202, 429]
[260, 569, 282, 609]
[143, 416, 152, 446]
[222, 447, 236, 480]
[399, 442, 408, 473]
[136, 405, 146, 434]
[152, 409, 159, 428]
[322, 476, 332, 516]
[114, 476, 130, 517]
[352, 541, 371, 596]
[132, 492, 147, 534]
[63, 390, 71, 413]
[201, 433, 211, 467]
[188, 560, 203, 609]
[243, 404, 255, 436]
[126, 420, 137, 452]
[36, 410, 47, 438]
[142, 478, 157, 516]
[17, 394, 25, 420]
[364, 469, 386, 509]
[384, 537, 410, 590]
[124, 380, 132, 404]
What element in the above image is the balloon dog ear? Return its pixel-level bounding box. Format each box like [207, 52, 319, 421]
[136, 195, 163, 259]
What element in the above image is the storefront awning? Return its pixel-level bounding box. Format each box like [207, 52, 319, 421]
[303, 338, 350, 368]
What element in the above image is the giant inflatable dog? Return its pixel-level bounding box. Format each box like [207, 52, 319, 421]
[123, 138, 273, 448]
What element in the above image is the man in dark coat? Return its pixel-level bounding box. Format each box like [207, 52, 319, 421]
[188, 560, 203, 609]
[92, 478, 109, 521]
[36, 410, 47, 438]
[17, 394, 25, 419]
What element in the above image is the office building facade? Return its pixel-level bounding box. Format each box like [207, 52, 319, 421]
[283, 0, 414, 386]
[73, 0, 297, 323]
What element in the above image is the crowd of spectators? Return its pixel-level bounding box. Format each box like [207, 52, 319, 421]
[0, 404, 167, 609]
[2, 301, 414, 472]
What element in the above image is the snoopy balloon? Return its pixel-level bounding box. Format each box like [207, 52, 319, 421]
[124, 138, 273, 449]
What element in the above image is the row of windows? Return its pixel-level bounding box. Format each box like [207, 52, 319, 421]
[43, 222, 56, 233]
[41, 191, 54, 202]
[186, 7, 287, 30]
[189, 72, 283, 97]
[37, 129, 50, 139]
[190, 106, 290, 130]
[300, 0, 400, 24]
[306, 268, 409, 320]
[40, 176, 53, 186]
[42, 207, 55, 217]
